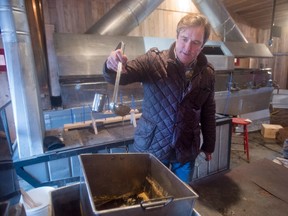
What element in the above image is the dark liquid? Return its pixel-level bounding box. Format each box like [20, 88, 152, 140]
[95, 194, 144, 210]
[93, 176, 168, 211]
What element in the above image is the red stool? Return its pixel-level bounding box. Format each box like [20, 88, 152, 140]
[232, 118, 251, 162]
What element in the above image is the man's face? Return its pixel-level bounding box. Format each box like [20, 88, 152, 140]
[175, 26, 205, 67]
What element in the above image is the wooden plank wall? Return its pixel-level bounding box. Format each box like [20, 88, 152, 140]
[42, 0, 119, 33]
[42, 0, 287, 89]
[258, 28, 288, 89]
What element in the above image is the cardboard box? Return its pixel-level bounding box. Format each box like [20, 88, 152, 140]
[261, 124, 283, 139]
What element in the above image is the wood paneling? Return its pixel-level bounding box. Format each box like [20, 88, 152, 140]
[258, 26, 288, 89]
[43, 0, 120, 33]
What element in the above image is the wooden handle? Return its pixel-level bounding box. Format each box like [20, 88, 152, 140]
[64, 113, 142, 131]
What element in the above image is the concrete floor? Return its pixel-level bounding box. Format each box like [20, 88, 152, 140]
[230, 131, 284, 168]
[193, 130, 286, 216]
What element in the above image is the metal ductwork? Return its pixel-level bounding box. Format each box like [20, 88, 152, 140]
[86, 0, 164, 35]
[0, 0, 45, 158]
[192, 0, 248, 43]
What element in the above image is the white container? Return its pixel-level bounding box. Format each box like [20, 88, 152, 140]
[21, 186, 55, 216]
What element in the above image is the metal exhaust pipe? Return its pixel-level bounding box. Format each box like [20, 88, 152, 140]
[0, 0, 44, 158]
[192, 0, 248, 42]
[86, 0, 164, 35]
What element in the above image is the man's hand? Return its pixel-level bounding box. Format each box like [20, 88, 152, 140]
[202, 151, 212, 161]
[106, 49, 128, 72]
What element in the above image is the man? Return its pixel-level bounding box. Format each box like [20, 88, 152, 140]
[103, 14, 216, 184]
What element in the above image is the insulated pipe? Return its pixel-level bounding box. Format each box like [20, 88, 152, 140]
[268, 0, 277, 46]
[86, 0, 164, 35]
[192, 0, 248, 43]
[0, 0, 44, 158]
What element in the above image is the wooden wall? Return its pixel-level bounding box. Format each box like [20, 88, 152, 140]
[258, 28, 288, 89]
[42, 0, 119, 33]
[233, 11, 288, 89]
[42, 0, 288, 89]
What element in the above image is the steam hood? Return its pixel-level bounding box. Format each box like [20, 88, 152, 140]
[204, 40, 273, 58]
[223, 42, 273, 58]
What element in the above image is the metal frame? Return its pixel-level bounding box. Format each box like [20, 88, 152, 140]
[14, 139, 134, 187]
[14, 115, 232, 188]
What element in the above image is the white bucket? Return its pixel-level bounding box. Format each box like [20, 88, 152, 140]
[20, 186, 55, 216]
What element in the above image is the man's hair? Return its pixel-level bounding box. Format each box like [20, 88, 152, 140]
[176, 14, 211, 45]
